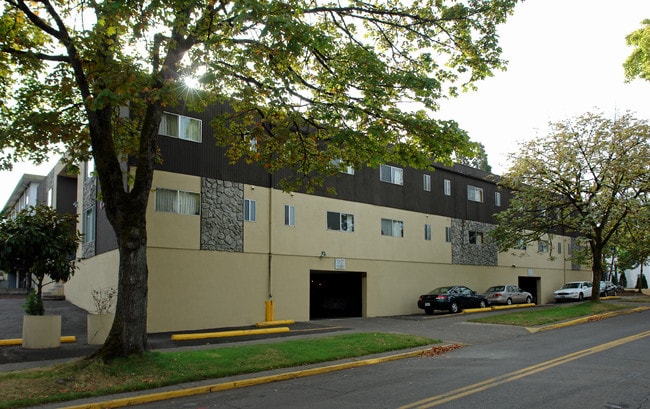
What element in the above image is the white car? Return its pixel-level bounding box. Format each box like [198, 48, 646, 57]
[554, 281, 592, 302]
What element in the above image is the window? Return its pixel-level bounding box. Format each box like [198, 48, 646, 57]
[381, 218, 404, 237]
[557, 241, 562, 254]
[159, 112, 202, 142]
[47, 188, 53, 207]
[495, 191, 501, 207]
[330, 158, 355, 175]
[327, 211, 354, 232]
[84, 206, 96, 243]
[424, 224, 432, 240]
[445, 226, 452, 242]
[86, 159, 95, 179]
[444, 179, 451, 196]
[514, 239, 527, 250]
[244, 199, 256, 222]
[284, 205, 295, 226]
[469, 231, 483, 244]
[155, 188, 201, 215]
[423, 174, 431, 191]
[538, 240, 549, 253]
[467, 185, 484, 203]
[380, 164, 403, 185]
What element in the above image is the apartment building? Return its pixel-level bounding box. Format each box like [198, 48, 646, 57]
[5, 104, 590, 332]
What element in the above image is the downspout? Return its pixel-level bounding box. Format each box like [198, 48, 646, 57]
[266, 174, 274, 322]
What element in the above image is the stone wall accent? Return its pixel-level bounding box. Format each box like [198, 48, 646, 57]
[201, 178, 244, 252]
[450, 218, 498, 266]
[81, 176, 97, 259]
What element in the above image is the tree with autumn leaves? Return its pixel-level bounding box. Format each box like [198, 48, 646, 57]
[0, 0, 519, 360]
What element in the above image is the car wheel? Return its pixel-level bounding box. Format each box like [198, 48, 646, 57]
[506, 298, 512, 305]
[449, 302, 459, 313]
[424, 308, 434, 315]
[578, 293, 584, 301]
[479, 300, 487, 308]
[526, 296, 532, 304]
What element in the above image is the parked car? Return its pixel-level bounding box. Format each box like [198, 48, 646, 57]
[599, 281, 617, 296]
[553, 281, 592, 302]
[417, 285, 488, 314]
[483, 285, 533, 305]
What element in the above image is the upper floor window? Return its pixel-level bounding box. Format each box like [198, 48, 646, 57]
[83, 206, 96, 243]
[159, 112, 202, 142]
[423, 174, 431, 191]
[443, 179, 451, 196]
[381, 218, 404, 237]
[557, 241, 562, 254]
[495, 191, 501, 207]
[380, 164, 403, 185]
[327, 211, 354, 232]
[424, 224, 432, 240]
[445, 226, 452, 242]
[467, 185, 484, 203]
[155, 188, 200, 215]
[468, 231, 483, 244]
[284, 205, 295, 226]
[85, 159, 95, 180]
[331, 158, 355, 175]
[244, 199, 256, 222]
[538, 240, 549, 253]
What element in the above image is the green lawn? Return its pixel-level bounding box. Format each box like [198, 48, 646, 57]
[470, 301, 629, 326]
[0, 332, 437, 409]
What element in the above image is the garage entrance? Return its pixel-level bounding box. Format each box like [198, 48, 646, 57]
[310, 271, 364, 319]
[518, 276, 540, 304]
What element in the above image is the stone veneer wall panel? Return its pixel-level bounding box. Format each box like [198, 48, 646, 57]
[81, 177, 97, 259]
[201, 178, 244, 252]
[451, 218, 497, 266]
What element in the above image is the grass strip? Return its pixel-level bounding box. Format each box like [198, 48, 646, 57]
[469, 301, 629, 326]
[0, 332, 437, 409]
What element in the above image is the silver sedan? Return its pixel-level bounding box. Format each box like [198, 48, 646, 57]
[483, 285, 533, 305]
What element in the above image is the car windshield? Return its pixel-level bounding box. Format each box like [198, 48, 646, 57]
[562, 283, 581, 289]
[486, 286, 505, 292]
[428, 287, 452, 294]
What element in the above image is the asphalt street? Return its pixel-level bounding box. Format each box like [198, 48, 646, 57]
[2, 294, 648, 409]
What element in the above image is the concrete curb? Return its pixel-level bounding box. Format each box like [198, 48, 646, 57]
[59, 347, 435, 409]
[526, 306, 650, 333]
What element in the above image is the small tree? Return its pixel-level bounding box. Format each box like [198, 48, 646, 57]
[0, 204, 81, 315]
[620, 271, 628, 288]
[635, 273, 649, 291]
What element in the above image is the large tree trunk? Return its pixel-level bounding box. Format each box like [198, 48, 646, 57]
[90, 202, 150, 361]
[590, 242, 603, 302]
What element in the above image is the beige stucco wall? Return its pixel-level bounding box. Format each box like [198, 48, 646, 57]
[65, 251, 119, 313]
[65, 173, 591, 333]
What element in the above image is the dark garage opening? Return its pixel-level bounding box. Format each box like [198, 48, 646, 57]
[518, 276, 540, 304]
[310, 271, 363, 319]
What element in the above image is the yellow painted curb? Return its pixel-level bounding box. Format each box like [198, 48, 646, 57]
[171, 327, 290, 341]
[60, 348, 434, 409]
[526, 306, 650, 333]
[491, 303, 536, 311]
[255, 320, 296, 327]
[462, 307, 492, 314]
[0, 336, 76, 346]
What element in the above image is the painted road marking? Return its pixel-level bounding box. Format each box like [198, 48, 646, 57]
[398, 330, 650, 409]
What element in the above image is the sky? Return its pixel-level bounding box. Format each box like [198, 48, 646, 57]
[2, 0, 650, 207]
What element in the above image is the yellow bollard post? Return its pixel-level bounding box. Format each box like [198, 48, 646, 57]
[265, 300, 274, 322]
